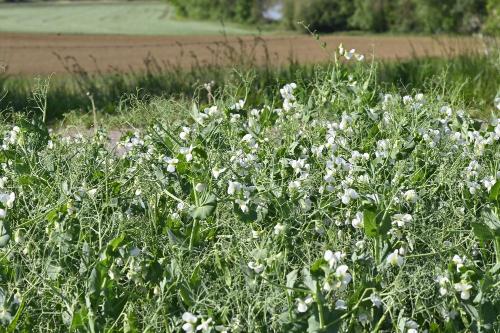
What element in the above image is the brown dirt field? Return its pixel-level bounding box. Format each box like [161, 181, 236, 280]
[0, 32, 483, 75]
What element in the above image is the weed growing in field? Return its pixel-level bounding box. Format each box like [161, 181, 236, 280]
[0, 47, 499, 332]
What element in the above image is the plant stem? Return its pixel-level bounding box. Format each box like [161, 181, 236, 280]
[189, 219, 198, 251]
[316, 285, 325, 330]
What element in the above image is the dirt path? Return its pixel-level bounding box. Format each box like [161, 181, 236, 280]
[0, 33, 483, 75]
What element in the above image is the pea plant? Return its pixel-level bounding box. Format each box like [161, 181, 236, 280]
[0, 46, 499, 332]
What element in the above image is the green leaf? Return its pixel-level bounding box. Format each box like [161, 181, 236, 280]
[302, 268, 317, 293]
[0, 220, 10, 248]
[463, 304, 480, 321]
[124, 311, 139, 333]
[489, 263, 500, 275]
[482, 210, 500, 236]
[7, 299, 25, 333]
[18, 175, 38, 186]
[488, 182, 500, 201]
[88, 264, 105, 297]
[363, 208, 378, 238]
[286, 269, 298, 296]
[307, 314, 320, 333]
[109, 234, 126, 251]
[471, 222, 495, 241]
[179, 284, 194, 307]
[189, 193, 217, 220]
[189, 265, 202, 289]
[70, 307, 88, 332]
[192, 147, 208, 159]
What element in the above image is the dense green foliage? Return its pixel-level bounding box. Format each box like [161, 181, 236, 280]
[169, 0, 269, 23]
[0, 47, 499, 331]
[170, 0, 499, 34]
[287, 0, 493, 33]
[484, 0, 500, 35]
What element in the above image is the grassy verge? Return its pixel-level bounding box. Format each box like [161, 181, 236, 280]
[1, 51, 499, 128]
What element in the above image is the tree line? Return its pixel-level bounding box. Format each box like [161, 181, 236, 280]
[170, 0, 499, 35]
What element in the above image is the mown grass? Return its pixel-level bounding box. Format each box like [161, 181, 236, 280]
[0, 2, 257, 35]
[1, 51, 499, 128]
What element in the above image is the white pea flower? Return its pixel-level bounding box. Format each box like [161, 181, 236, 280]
[482, 176, 496, 192]
[403, 95, 413, 105]
[0, 177, 7, 188]
[0, 209, 5, 219]
[351, 211, 364, 228]
[227, 181, 242, 195]
[230, 99, 245, 111]
[288, 180, 302, 191]
[274, 223, 285, 235]
[324, 250, 344, 268]
[340, 188, 358, 205]
[230, 114, 241, 123]
[355, 53, 365, 61]
[454, 281, 472, 300]
[406, 320, 419, 333]
[251, 230, 262, 239]
[436, 275, 449, 296]
[334, 265, 352, 288]
[300, 196, 312, 211]
[392, 213, 413, 228]
[370, 294, 382, 308]
[495, 96, 500, 110]
[296, 295, 313, 313]
[247, 261, 265, 274]
[467, 181, 481, 194]
[289, 158, 309, 175]
[215, 325, 229, 333]
[335, 299, 347, 310]
[440, 105, 453, 117]
[205, 105, 220, 117]
[241, 134, 258, 149]
[452, 255, 465, 271]
[387, 249, 404, 267]
[129, 247, 141, 257]
[211, 167, 226, 179]
[0, 192, 15, 208]
[355, 240, 365, 249]
[182, 312, 198, 333]
[445, 310, 458, 321]
[180, 146, 194, 162]
[179, 127, 191, 141]
[195, 183, 206, 193]
[403, 190, 418, 203]
[358, 312, 370, 326]
[196, 318, 213, 332]
[235, 199, 249, 213]
[87, 188, 98, 198]
[165, 157, 179, 173]
[0, 307, 12, 324]
[344, 49, 356, 60]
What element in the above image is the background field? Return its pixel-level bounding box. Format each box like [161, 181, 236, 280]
[0, 2, 257, 35]
[0, 1, 497, 125]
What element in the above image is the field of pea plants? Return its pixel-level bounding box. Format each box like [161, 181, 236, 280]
[0, 45, 499, 332]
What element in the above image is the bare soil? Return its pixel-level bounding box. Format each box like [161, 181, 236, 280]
[0, 32, 482, 75]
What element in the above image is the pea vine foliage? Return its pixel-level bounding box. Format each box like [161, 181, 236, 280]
[0, 45, 499, 332]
